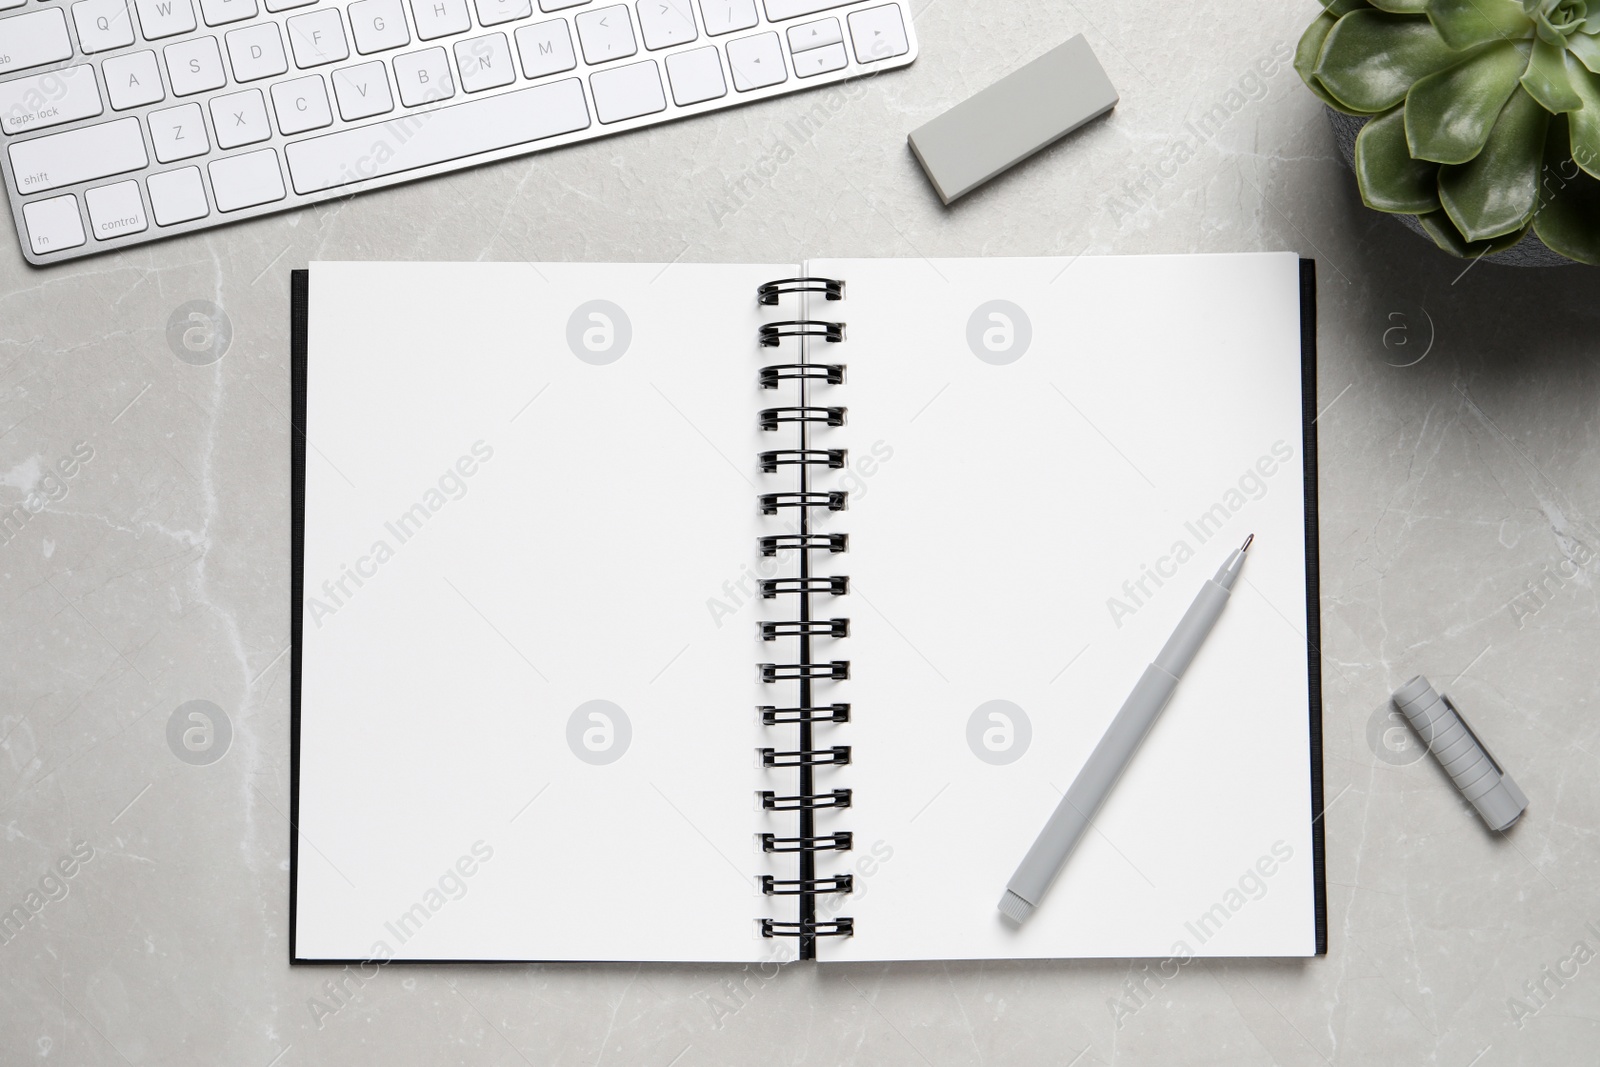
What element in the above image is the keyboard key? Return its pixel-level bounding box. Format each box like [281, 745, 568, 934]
[455, 33, 514, 92]
[408, 0, 468, 40]
[846, 3, 904, 63]
[539, 0, 587, 8]
[636, 0, 694, 49]
[664, 44, 722, 105]
[348, 0, 409, 52]
[147, 165, 210, 224]
[514, 19, 574, 77]
[763, 0, 852, 19]
[22, 194, 84, 254]
[726, 30, 784, 90]
[133, 0, 195, 38]
[0, 0, 25, 10]
[331, 60, 393, 119]
[785, 15, 837, 51]
[8, 117, 147, 194]
[208, 146, 284, 209]
[271, 73, 332, 133]
[12, 120, 148, 204]
[792, 39, 842, 75]
[0, 9, 74, 74]
[265, 0, 317, 10]
[197, 0, 256, 25]
[285, 77, 588, 192]
[473, 0, 530, 27]
[85, 178, 148, 238]
[147, 101, 208, 161]
[589, 57, 662, 122]
[71, 0, 135, 53]
[210, 87, 271, 147]
[226, 22, 288, 80]
[699, 0, 754, 34]
[0, 64, 103, 135]
[393, 46, 454, 105]
[575, 5, 635, 64]
[287, 8, 348, 66]
[165, 36, 227, 95]
[103, 50, 165, 109]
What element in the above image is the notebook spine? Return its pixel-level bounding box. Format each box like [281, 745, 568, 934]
[756, 275, 852, 960]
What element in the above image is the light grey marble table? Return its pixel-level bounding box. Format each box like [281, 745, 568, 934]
[4, 1, 1598, 1064]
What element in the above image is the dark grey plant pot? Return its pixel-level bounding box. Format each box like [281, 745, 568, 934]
[1325, 107, 1574, 268]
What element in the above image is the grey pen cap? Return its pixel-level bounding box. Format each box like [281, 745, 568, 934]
[1391, 675, 1528, 831]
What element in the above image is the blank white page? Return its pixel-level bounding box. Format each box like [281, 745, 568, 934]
[805, 254, 1318, 960]
[295, 262, 795, 962]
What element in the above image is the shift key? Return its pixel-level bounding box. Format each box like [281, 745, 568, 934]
[8, 118, 148, 194]
[0, 9, 74, 73]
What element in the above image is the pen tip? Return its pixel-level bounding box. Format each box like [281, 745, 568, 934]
[1241, 533, 1255, 552]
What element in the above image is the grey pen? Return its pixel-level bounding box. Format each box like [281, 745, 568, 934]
[999, 534, 1254, 924]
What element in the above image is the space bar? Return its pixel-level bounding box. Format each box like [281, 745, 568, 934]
[284, 78, 591, 195]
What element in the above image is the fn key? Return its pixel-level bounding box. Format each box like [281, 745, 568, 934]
[22, 195, 86, 255]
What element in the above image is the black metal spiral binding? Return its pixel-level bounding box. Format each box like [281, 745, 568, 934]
[761, 831, 852, 852]
[759, 406, 846, 430]
[759, 320, 846, 346]
[760, 491, 846, 514]
[760, 874, 854, 895]
[761, 576, 848, 597]
[758, 277, 844, 304]
[761, 619, 849, 640]
[760, 704, 851, 725]
[760, 363, 845, 388]
[755, 279, 853, 956]
[759, 450, 846, 472]
[760, 533, 848, 555]
[761, 919, 854, 938]
[760, 788, 852, 810]
[760, 661, 849, 682]
[761, 746, 851, 767]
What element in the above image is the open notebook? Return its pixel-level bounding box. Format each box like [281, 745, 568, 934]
[289, 254, 1325, 964]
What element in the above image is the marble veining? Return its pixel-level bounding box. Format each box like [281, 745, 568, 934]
[3, 1, 1599, 1064]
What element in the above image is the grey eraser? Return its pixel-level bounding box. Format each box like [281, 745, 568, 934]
[907, 34, 1119, 205]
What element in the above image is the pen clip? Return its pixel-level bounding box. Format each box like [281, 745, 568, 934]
[1440, 693, 1505, 779]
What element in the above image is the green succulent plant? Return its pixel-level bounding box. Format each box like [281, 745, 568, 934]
[1297, 0, 1600, 263]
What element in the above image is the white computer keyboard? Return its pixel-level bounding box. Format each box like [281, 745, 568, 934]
[0, 0, 915, 264]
